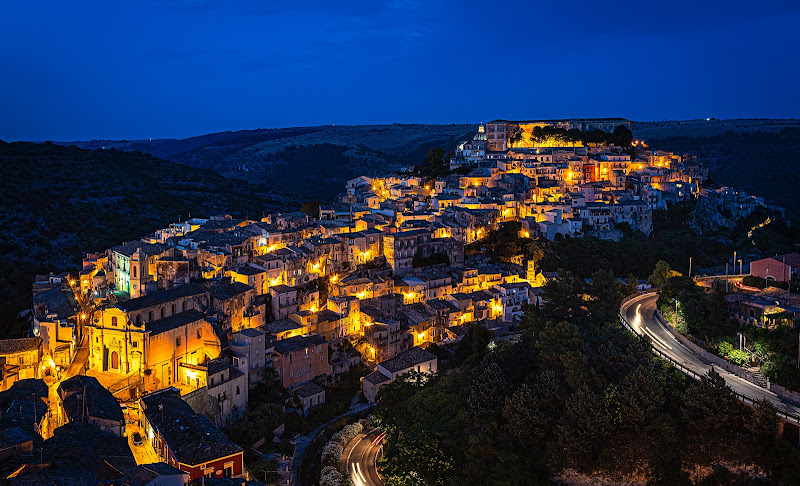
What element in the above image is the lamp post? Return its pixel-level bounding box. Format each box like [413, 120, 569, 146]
[673, 298, 679, 327]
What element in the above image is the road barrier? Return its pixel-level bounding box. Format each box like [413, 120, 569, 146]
[619, 294, 800, 425]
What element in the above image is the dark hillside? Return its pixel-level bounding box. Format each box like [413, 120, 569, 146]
[59, 124, 476, 200]
[0, 141, 293, 337]
[647, 127, 800, 220]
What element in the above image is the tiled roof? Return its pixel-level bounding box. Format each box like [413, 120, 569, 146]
[121, 463, 187, 486]
[265, 318, 304, 334]
[293, 381, 324, 399]
[110, 241, 168, 258]
[236, 327, 265, 338]
[58, 375, 124, 422]
[379, 346, 436, 374]
[209, 281, 253, 301]
[142, 389, 242, 466]
[363, 370, 391, 385]
[0, 338, 41, 356]
[147, 309, 206, 335]
[116, 284, 207, 312]
[273, 334, 325, 354]
[232, 264, 266, 276]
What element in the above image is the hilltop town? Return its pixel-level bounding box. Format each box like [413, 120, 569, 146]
[0, 118, 776, 484]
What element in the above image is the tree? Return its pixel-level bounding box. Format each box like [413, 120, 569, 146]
[557, 385, 611, 470]
[648, 260, 676, 289]
[612, 125, 634, 147]
[301, 199, 321, 218]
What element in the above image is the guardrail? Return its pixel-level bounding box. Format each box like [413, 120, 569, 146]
[619, 295, 800, 425]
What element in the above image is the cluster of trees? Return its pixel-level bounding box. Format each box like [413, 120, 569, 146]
[652, 261, 800, 393]
[376, 268, 800, 485]
[413, 147, 462, 180]
[526, 124, 634, 147]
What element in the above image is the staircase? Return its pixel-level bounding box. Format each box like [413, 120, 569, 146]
[748, 367, 768, 388]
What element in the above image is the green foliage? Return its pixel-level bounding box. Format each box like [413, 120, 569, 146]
[648, 260, 674, 288]
[718, 340, 734, 357]
[528, 124, 633, 147]
[228, 403, 285, 446]
[375, 260, 800, 484]
[727, 349, 749, 367]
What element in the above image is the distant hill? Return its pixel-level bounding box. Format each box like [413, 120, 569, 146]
[634, 118, 800, 139]
[58, 124, 477, 200]
[0, 141, 295, 337]
[641, 125, 800, 221]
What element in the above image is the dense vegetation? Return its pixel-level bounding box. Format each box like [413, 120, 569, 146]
[648, 128, 800, 222]
[377, 270, 800, 485]
[522, 124, 634, 148]
[0, 141, 293, 337]
[377, 202, 800, 484]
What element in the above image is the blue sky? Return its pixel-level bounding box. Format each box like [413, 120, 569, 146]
[1, 0, 799, 140]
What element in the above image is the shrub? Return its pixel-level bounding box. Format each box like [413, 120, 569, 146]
[320, 466, 343, 486]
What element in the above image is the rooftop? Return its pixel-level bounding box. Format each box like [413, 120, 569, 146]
[116, 283, 207, 313]
[58, 375, 124, 422]
[147, 309, 206, 336]
[0, 337, 41, 356]
[142, 388, 242, 466]
[293, 381, 325, 399]
[379, 346, 437, 374]
[273, 334, 325, 354]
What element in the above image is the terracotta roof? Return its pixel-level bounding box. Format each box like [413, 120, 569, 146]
[379, 346, 436, 374]
[0, 338, 41, 356]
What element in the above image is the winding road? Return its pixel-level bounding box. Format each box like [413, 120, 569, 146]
[342, 428, 384, 486]
[621, 293, 800, 422]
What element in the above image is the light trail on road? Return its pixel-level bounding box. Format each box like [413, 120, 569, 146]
[622, 293, 800, 422]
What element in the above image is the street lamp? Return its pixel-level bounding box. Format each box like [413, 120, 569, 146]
[673, 298, 679, 327]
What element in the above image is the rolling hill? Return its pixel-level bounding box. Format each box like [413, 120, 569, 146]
[59, 124, 476, 199]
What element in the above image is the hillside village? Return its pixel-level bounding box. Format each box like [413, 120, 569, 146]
[0, 118, 774, 484]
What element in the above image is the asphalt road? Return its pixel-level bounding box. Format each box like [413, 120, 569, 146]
[345, 428, 384, 486]
[622, 293, 800, 421]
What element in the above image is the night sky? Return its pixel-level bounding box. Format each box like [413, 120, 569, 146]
[2, 0, 799, 141]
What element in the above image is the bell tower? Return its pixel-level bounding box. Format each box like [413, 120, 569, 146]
[130, 248, 146, 298]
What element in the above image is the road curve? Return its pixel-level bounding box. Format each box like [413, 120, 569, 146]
[346, 428, 384, 486]
[621, 293, 800, 422]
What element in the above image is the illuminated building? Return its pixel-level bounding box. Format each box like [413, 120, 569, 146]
[142, 388, 244, 480]
[271, 335, 330, 388]
[362, 346, 437, 403]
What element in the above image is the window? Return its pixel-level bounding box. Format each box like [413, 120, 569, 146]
[171, 304, 176, 315]
[236, 386, 240, 395]
[223, 462, 234, 478]
[132, 266, 137, 278]
[160, 308, 165, 318]
[176, 337, 181, 347]
[148, 311, 153, 322]
[111, 316, 117, 326]
[135, 315, 141, 324]
[182, 301, 188, 311]
[132, 341, 138, 348]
